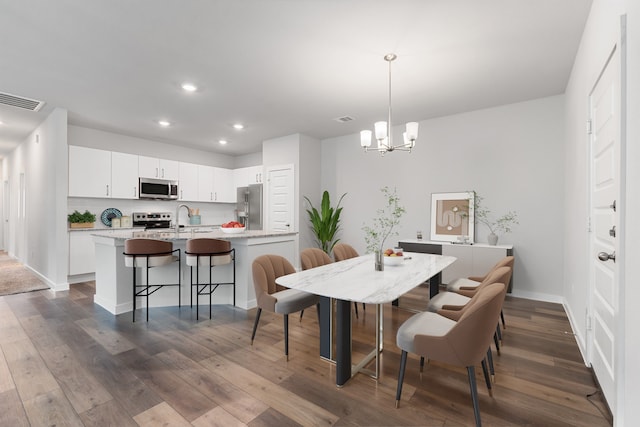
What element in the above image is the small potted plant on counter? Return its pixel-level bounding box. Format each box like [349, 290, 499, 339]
[68, 210, 96, 228]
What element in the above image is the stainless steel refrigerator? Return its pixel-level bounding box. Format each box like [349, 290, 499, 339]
[236, 184, 263, 230]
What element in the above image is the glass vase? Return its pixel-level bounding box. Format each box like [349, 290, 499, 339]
[375, 250, 384, 271]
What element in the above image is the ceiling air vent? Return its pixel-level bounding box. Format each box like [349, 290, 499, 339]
[334, 116, 354, 123]
[0, 92, 45, 111]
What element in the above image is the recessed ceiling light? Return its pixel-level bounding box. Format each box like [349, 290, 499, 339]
[158, 120, 171, 127]
[218, 139, 228, 145]
[181, 82, 197, 92]
[0, 120, 4, 125]
[233, 123, 245, 130]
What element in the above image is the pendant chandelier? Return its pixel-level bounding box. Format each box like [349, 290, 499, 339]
[360, 53, 418, 154]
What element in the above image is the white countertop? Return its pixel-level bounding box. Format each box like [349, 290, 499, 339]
[90, 228, 297, 241]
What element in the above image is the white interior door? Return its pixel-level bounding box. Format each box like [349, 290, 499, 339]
[588, 44, 620, 410]
[266, 165, 294, 232]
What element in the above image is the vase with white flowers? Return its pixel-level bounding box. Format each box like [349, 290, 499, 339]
[362, 187, 406, 270]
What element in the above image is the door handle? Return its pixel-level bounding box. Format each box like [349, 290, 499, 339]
[597, 251, 616, 262]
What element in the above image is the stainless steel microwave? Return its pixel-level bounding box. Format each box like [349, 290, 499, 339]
[139, 178, 179, 200]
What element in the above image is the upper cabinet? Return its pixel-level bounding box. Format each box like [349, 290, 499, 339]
[69, 147, 241, 203]
[234, 165, 264, 188]
[139, 156, 179, 180]
[111, 152, 139, 199]
[69, 146, 111, 198]
[213, 167, 235, 202]
[197, 165, 215, 202]
[179, 162, 199, 201]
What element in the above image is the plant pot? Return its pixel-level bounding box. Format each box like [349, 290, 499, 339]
[70, 222, 95, 229]
[487, 233, 498, 246]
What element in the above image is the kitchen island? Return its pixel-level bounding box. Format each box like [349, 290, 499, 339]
[92, 229, 298, 315]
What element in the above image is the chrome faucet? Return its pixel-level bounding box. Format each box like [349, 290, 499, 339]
[175, 204, 191, 231]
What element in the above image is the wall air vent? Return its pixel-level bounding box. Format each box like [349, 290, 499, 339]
[0, 92, 45, 111]
[334, 116, 355, 123]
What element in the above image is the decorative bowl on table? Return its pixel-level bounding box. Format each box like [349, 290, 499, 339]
[220, 221, 246, 234]
[383, 248, 405, 266]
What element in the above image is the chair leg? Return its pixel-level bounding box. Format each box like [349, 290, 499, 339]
[496, 323, 502, 342]
[284, 313, 289, 361]
[420, 356, 425, 380]
[481, 359, 493, 397]
[354, 302, 359, 319]
[467, 366, 482, 426]
[251, 308, 262, 344]
[500, 309, 506, 329]
[395, 350, 408, 408]
[493, 332, 501, 356]
[299, 310, 304, 322]
[486, 348, 495, 383]
[132, 264, 137, 322]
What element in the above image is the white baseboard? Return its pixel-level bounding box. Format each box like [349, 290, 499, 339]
[563, 299, 589, 366]
[509, 289, 564, 304]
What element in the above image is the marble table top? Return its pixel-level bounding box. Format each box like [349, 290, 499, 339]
[276, 252, 456, 304]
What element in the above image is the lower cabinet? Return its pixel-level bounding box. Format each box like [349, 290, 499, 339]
[69, 231, 96, 276]
[398, 239, 514, 294]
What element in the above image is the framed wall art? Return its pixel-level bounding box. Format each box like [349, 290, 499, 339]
[430, 191, 475, 243]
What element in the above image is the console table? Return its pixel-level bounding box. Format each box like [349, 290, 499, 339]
[397, 239, 514, 297]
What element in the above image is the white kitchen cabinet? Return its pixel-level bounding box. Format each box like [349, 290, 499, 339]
[139, 156, 179, 180]
[213, 167, 235, 202]
[247, 165, 264, 184]
[69, 146, 111, 198]
[69, 231, 96, 275]
[179, 162, 199, 201]
[233, 167, 249, 189]
[234, 165, 263, 188]
[197, 164, 214, 202]
[110, 152, 139, 199]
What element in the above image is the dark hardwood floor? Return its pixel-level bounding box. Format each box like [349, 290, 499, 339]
[0, 282, 611, 426]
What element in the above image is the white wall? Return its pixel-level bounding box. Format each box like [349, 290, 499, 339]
[298, 134, 321, 250]
[5, 108, 68, 289]
[321, 95, 565, 301]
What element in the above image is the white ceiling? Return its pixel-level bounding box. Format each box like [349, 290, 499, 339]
[0, 0, 592, 158]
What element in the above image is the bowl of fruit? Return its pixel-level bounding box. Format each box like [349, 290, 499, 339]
[383, 248, 404, 266]
[220, 221, 246, 234]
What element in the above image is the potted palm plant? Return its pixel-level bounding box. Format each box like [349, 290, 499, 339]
[304, 191, 346, 254]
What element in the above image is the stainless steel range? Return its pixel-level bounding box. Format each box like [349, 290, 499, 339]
[132, 212, 173, 229]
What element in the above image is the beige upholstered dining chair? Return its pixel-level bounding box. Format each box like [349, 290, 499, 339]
[446, 255, 514, 331]
[185, 238, 235, 320]
[446, 256, 514, 296]
[251, 254, 321, 360]
[395, 282, 506, 426]
[124, 238, 181, 322]
[332, 243, 365, 318]
[427, 266, 512, 315]
[301, 247, 332, 271]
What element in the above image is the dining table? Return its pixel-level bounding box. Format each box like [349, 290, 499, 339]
[275, 252, 456, 387]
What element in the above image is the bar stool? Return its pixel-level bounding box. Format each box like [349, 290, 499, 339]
[123, 238, 181, 322]
[185, 238, 236, 320]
